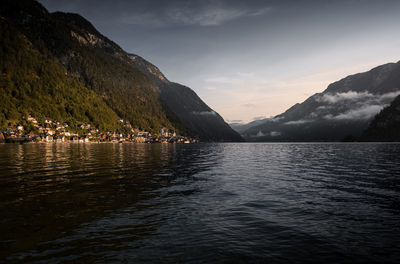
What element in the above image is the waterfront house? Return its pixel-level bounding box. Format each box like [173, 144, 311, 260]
[80, 123, 91, 130]
[27, 115, 38, 124]
[27, 131, 36, 140]
[0, 132, 5, 143]
[44, 117, 52, 124]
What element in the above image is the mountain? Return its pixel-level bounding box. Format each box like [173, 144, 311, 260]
[229, 119, 268, 134]
[0, 16, 121, 131]
[237, 62, 400, 141]
[360, 95, 400, 141]
[0, 0, 242, 141]
[127, 54, 244, 142]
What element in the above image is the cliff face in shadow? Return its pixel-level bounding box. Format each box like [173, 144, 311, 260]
[127, 54, 244, 142]
[360, 95, 400, 141]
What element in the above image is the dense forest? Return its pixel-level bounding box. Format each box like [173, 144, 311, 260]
[0, 0, 182, 134]
[0, 0, 244, 141]
[0, 18, 122, 131]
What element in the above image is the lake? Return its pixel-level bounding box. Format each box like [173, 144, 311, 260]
[1, 143, 400, 263]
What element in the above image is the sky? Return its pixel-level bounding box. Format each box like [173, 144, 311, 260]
[38, 0, 400, 124]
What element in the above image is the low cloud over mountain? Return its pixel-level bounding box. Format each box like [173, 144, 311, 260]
[233, 61, 400, 141]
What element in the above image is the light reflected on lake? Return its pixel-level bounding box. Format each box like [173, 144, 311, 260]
[1, 143, 400, 263]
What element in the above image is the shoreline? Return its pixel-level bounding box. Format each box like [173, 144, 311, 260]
[0, 140, 195, 144]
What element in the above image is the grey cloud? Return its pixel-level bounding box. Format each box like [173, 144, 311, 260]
[327, 104, 385, 120]
[252, 115, 267, 121]
[264, 116, 283, 122]
[316, 91, 400, 121]
[256, 130, 265, 137]
[284, 119, 312, 125]
[379, 91, 400, 100]
[117, 1, 271, 27]
[316, 91, 400, 104]
[227, 119, 243, 123]
[191, 111, 217, 116]
[254, 130, 281, 137]
[167, 7, 250, 26]
[270, 131, 281, 136]
[316, 91, 374, 104]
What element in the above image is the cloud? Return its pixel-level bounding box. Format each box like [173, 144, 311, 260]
[167, 7, 245, 26]
[313, 90, 400, 121]
[167, 5, 270, 26]
[256, 131, 265, 137]
[252, 115, 267, 121]
[260, 116, 285, 123]
[269, 116, 284, 122]
[253, 130, 281, 137]
[316, 90, 400, 104]
[316, 105, 331, 110]
[227, 119, 243, 123]
[119, 2, 270, 27]
[326, 104, 385, 120]
[248, 7, 271, 17]
[284, 119, 312, 125]
[204, 76, 237, 84]
[191, 111, 217, 116]
[317, 91, 374, 103]
[243, 103, 256, 108]
[270, 131, 281, 137]
[379, 91, 400, 100]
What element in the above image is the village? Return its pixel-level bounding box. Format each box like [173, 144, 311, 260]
[0, 115, 199, 144]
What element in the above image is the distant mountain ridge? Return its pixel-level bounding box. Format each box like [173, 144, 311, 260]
[234, 61, 400, 141]
[0, 0, 242, 141]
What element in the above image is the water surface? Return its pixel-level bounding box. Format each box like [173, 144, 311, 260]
[1, 143, 400, 263]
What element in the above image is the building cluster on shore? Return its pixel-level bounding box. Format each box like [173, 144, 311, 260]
[0, 115, 199, 144]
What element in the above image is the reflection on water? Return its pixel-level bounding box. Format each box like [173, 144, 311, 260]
[1, 143, 400, 263]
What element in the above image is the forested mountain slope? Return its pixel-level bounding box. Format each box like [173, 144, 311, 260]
[0, 0, 242, 141]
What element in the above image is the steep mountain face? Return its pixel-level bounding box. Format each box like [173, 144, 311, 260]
[0, 0, 175, 132]
[238, 62, 400, 141]
[0, 0, 242, 141]
[360, 95, 400, 141]
[0, 17, 121, 130]
[126, 54, 243, 141]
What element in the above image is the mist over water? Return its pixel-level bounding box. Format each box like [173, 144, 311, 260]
[1, 143, 400, 263]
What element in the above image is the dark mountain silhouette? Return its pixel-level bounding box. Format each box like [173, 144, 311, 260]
[360, 95, 400, 141]
[126, 54, 243, 141]
[235, 62, 400, 141]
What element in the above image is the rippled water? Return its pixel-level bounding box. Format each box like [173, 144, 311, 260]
[1, 143, 400, 263]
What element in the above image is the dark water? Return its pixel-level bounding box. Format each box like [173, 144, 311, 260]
[1, 143, 400, 263]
